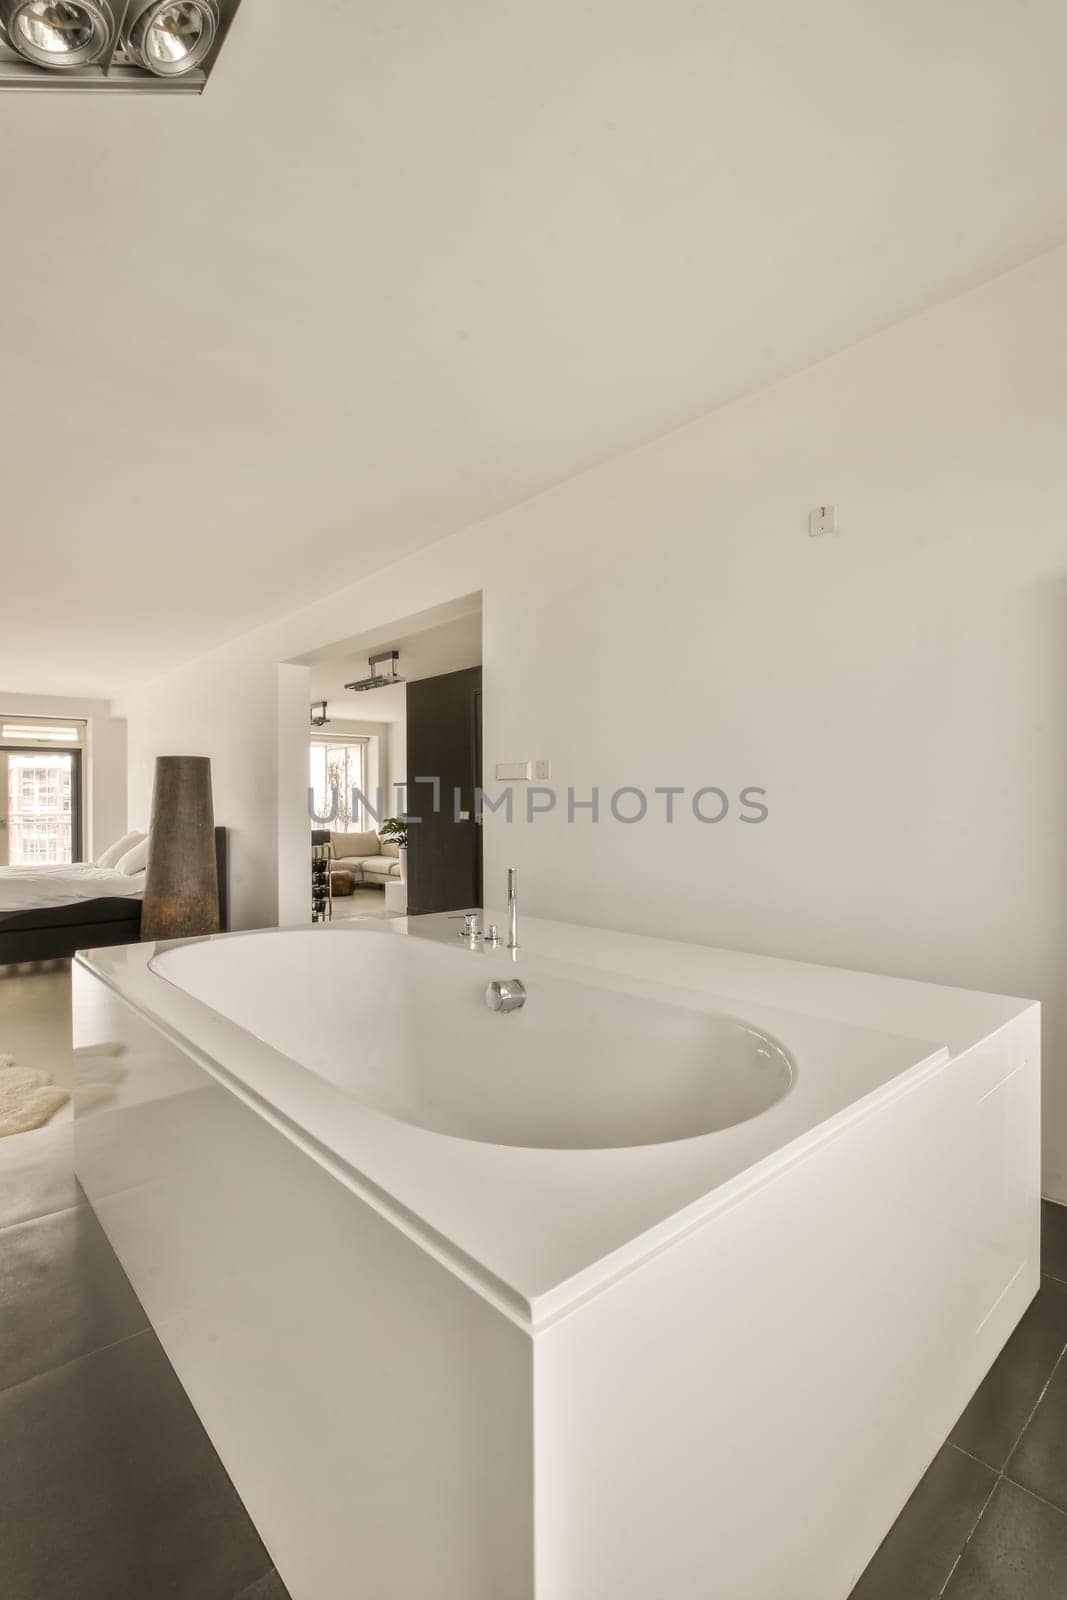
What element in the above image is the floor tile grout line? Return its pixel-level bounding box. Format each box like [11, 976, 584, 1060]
[999, 1477, 1067, 1523]
[1002, 1342, 1067, 1471]
[948, 1441, 1001, 1471]
[937, 1471, 1000, 1599]
[949, 1441, 1067, 1524]
[939, 1342, 1067, 1594]
[0, 1322, 151, 1401]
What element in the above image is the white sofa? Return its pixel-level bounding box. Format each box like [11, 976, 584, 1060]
[330, 831, 402, 885]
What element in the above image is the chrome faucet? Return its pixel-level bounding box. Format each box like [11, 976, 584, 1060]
[507, 866, 519, 949]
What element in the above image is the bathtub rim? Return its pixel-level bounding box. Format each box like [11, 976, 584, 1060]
[74, 916, 1037, 1332]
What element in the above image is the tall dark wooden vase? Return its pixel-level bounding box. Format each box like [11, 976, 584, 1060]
[141, 756, 220, 942]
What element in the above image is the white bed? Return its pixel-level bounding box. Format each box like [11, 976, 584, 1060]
[0, 863, 145, 918]
[0, 829, 225, 964]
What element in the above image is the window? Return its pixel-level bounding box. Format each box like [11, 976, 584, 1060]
[6, 752, 77, 864]
[309, 740, 367, 831]
[0, 716, 85, 866]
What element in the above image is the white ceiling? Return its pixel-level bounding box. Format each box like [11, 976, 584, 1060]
[3, 0, 1066, 697]
[304, 606, 483, 725]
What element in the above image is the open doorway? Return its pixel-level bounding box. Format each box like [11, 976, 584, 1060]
[291, 596, 482, 922]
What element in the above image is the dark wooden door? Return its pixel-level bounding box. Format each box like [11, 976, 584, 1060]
[405, 666, 483, 915]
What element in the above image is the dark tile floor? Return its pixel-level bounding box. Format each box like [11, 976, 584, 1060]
[0, 1124, 290, 1600]
[3, 1116, 1066, 1600]
[851, 1199, 1067, 1599]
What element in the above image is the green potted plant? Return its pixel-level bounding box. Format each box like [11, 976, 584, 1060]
[380, 816, 408, 884]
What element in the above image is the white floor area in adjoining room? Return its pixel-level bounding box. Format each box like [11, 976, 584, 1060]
[330, 887, 403, 921]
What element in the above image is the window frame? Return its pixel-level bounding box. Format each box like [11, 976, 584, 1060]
[2, 745, 84, 865]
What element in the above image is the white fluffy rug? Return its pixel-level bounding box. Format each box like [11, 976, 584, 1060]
[0, 1052, 70, 1137]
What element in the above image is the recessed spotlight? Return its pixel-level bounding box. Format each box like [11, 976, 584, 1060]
[122, 0, 217, 77]
[0, 0, 114, 68]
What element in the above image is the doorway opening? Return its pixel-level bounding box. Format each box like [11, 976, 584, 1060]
[289, 596, 482, 923]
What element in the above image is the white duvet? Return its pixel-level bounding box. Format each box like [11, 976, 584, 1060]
[0, 863, 145, 917]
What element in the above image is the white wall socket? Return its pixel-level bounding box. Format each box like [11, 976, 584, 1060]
[495, 761, 531, 781]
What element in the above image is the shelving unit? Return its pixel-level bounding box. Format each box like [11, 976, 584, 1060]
[311, 843, 332, 924]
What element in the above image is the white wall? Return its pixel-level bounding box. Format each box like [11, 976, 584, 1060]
[0, 691, 126, 860]
[125, 657, 281, 929]
[387, 714, 407, 818]
[123, 245, 1067, 1200]
[277, 663, 311, 928]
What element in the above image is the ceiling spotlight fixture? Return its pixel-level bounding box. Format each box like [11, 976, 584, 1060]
[310, 701, 330, 729]
[122, 0, 217, 77]
[0, 0, 114, 68]
[0, 0, 238, 97]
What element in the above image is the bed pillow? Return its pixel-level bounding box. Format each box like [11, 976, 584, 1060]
[114, 837, 149, 876]
[95, 830, 145, 869]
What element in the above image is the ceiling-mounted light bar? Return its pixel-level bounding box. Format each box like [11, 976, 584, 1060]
[345, 651, 406, 694]
[0, 0, 241, 90]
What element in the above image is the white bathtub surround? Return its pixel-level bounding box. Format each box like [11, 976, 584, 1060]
[73, 918, 1040, 1600]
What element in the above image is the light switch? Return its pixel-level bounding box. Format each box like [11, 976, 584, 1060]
[809, 504, 838, 538]
[534, 759, 552, 779]
[495, 761, 531, 781]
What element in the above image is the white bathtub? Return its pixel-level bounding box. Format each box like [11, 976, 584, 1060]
[150, 926, 797, 1150]
[73, 915, 1041, 1600]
